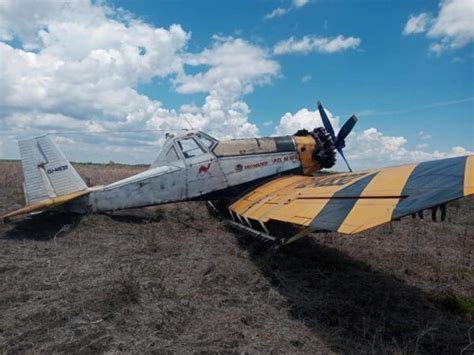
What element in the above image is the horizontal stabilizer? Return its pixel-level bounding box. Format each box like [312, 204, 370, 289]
[2, 190, 90, 222]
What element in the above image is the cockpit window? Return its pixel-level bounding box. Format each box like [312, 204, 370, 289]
[196, 133, 216, 150]
[177, 138, 206, 159]
[165, 146, 179, 163]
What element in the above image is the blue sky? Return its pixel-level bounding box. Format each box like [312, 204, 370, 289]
[0, 0, 472, 167]
[123, 0, 474, 148]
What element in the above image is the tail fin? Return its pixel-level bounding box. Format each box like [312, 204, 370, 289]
[19, 135, 87, 204]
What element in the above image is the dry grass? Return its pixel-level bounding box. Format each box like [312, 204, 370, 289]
[0, 160, 473, 354]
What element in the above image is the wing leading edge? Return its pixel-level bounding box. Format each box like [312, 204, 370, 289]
[229, 155, 474, 242]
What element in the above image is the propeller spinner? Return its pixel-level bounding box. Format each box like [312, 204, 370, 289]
[317, 101, 358, 172]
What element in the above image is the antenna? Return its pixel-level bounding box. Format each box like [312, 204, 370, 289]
[182, 115, 194, 130]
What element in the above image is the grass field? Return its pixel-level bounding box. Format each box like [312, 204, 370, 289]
[0, 160, 473, 354]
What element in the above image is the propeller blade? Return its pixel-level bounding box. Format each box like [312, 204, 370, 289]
[335, 115, 358, 149]
[317, 101, 356, 172]
[317, 101, 336, 141]
[337, 147, 352, 172]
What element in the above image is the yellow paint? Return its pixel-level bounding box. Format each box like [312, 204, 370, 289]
[230, 176, 297, 215]
[230, 155, 474, 238]
[337, 164, 417, 234]
[238, 176, 307, 221]
[231, 193, 260, 215]
[232, 172, 372, 228]
[2, 189, 90, 222]
[464, 155, 474, 196]
[293, 136, 320, 176]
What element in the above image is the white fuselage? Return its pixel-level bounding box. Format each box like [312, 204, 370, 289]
[85, 150, 301, 213]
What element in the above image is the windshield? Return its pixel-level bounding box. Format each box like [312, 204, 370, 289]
[177, 138, 206, 159]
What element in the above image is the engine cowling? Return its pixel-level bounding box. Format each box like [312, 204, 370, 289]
[293, 128, 336, 175]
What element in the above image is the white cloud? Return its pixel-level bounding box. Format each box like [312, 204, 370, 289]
[264, 7, 289, 20]
[172, 37, 280, 138]
[0, 0, 282, 163]
[337, 127, 471, 169]
[348, 131, 473, 169]
[274, 35, 361, 55]
[418, 131, 432, 140]
[0, 0, 190, 137]
[273, 107, 472, 170]
[264, 0, 310, 20]
[176, 38, 279, 96]
[274, 107, 340, 136]
[293, 0, 310, 8]
[403, 0, 474, 54]
[403, 13, 432, 35]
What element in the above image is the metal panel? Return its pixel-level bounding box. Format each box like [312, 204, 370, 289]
[90, 163, 187, 212]
[19, 136, 87, 204]
[213, 136, 295, 157]
[218, 152, 301, 187]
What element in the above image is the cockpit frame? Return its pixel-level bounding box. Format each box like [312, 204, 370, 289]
[150, 131, 219, 168]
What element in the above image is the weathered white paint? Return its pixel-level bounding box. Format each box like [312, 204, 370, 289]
[18, 130, 304, 215]
[18, 136, 87, 204]
[77, 132, 302, 213]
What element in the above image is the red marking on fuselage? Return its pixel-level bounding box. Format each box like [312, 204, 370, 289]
[197, 163, 212, 176]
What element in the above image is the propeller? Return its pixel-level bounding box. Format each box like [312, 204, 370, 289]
[317, 101, 358, 172]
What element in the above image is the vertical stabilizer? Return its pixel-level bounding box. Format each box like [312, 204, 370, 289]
[19, 136, 87, 205]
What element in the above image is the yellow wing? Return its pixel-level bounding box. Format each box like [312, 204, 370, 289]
[229, 155, 474, 243]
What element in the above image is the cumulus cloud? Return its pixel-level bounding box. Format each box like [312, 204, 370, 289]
[403, 0, 474, 54]
[0, 0, 190, 136]
[170, 37, 279, 138]
[274, 107, 472, 170]
[274, 107, 340, 136]
[344, 128, 473, 169]
[0, 0, 280, 163]
[176, 38, 279, 96]
[274, 35, 361, 55]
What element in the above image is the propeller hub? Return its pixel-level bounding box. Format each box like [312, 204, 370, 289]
[310, 127, 336, 169]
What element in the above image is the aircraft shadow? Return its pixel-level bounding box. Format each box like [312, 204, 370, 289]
[2, 212, 83, 241]
[236, 235, 472, 354]
[104, 210, 163, 224]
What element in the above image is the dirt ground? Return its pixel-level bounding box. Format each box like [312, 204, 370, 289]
[0, 160, 473, 354]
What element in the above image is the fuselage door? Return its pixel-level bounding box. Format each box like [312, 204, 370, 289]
[175, 136, 228, 198]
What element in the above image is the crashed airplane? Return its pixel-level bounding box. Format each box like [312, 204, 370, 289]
[3, 102, 473, 245]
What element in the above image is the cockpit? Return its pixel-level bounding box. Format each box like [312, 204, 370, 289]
[150, 131, 218, 168]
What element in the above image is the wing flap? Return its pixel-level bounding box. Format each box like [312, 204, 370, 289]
[229, 155, 474, 238]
